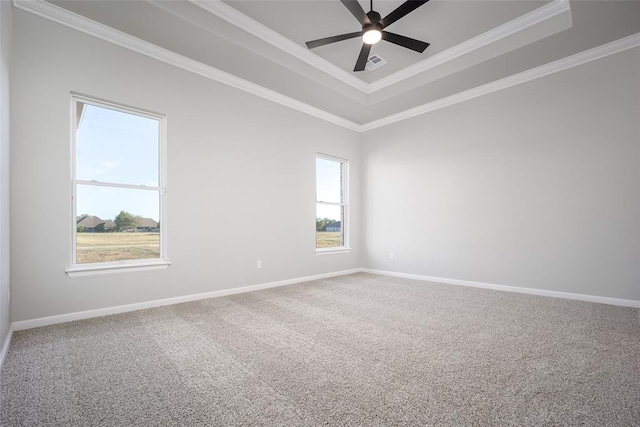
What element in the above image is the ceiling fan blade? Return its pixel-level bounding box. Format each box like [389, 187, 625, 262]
[381, 31, 429, 53]
[340, 0, 371, 25]
[306, 32, 362, 49]
[381, 0, 429, 28]
[354, 43, 372, 72]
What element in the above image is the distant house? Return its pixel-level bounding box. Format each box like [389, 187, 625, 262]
[136, 218, 159, 232]
[76, 215, 107, 232]
[325, 222, 341, 232]
[77, 215, 158, 232]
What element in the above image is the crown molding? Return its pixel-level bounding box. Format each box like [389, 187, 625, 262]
[360, 32, 640, 132]
[188, 0, 370, 93]
[11, 0, 362, 132]
[11, 0, 640, 134]
[368, 0, 571, 92]
[189, 0, 571, 96]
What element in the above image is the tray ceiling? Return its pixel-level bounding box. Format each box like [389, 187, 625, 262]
[17, 0, 640, 127]
[225, 0, 549, 83]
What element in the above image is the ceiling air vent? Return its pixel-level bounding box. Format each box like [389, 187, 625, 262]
[365, 55, 387, 71]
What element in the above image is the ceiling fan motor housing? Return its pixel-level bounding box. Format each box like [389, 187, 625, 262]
[366, 10, 382, 24]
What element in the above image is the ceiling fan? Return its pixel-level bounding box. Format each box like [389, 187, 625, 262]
[305, 0, 431, 72]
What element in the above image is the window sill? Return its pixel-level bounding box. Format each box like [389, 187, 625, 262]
[316, 247, 351, 255]
[66, 260, 171, 278]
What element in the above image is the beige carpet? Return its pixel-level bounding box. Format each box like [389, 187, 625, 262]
[1, 273, 639, 426]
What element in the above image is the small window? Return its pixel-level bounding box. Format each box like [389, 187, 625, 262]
[316, 154, 348, 251]
[69, 95, 167, 273]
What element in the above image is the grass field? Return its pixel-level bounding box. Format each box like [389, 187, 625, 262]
[316, 231, 342, 248]
[77, 232, 160, 264]
[78, 231, 340, 263]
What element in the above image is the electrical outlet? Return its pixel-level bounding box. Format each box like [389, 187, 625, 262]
[256, 260, 262, 269]
[389, 251, 394, 260]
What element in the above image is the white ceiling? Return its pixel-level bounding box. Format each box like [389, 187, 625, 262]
[23, 0, 640, 126]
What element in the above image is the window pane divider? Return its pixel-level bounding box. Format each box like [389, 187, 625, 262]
[316, 201, 343, 206]
[75, 180, 161, 192]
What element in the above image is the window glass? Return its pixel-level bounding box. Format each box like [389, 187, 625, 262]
[73, 97, 165, 266]
[315, 157, 342, 203]
[76, 103, 159, 186]
[316, 155, 347, 250]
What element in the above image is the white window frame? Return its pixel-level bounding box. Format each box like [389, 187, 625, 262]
[315, 153, 350, 254]
[66, 94, 170, 277]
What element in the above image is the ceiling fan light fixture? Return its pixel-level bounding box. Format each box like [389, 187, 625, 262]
[362, 24, 382, 44]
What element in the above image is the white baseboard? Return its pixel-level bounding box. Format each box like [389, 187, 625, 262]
[9, 267, 639, 333]
[12, 269, 361, 331]
[0, 324, 13, 371]
[361, 269, 640, 308]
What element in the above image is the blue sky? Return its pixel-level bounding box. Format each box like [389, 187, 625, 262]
[76, 103, 160, 221]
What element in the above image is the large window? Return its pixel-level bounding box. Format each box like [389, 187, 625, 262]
[69, 95, 167, 274]
[316, 154, 348, 251]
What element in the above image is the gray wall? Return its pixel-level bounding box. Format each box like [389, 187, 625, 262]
[1, 0, 12, 345]
[10, 11, 361, 322]
[362, 47, 640, 301]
